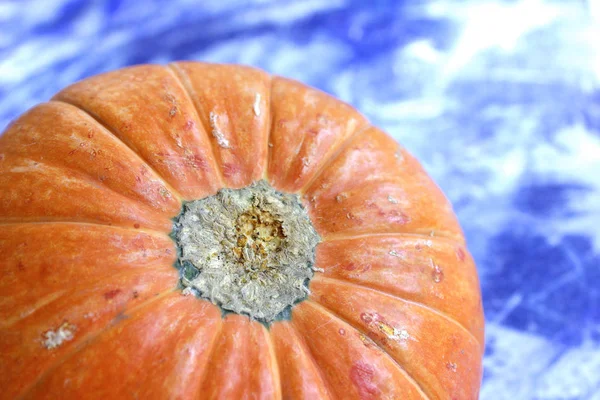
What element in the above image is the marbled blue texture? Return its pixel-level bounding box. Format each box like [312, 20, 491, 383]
[1, 0, 599, 398]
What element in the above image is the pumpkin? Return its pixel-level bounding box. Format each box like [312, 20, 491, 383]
[0, 62, 484, 399]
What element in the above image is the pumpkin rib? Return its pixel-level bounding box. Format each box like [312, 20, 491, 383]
[0, 220, 170, 237]
[313, 234, 484, 345]
[323, 230, 466, 246]
[2, 268, 176, 330]
[270, 322, 335, 399]
[302, 126, 464, 241]
[279, 95, 368, 191]
[24, 295, 223, 399]
[197, 315, 256, 398]
[267, 78, 369, 193]
[52, 99, 185, 202]
[170, 63, 272, 188]
[0, 157, 176, 231]
[247, 322, 282, 399]
[310, 277, 483, 399]
[17, 287, 177, 399]
[313, 275, 483, 350]
[197, 317, 281, 399]
[1, 290, 67, 329]
[289, 322, 337, 399]
[167, 63, 226, 187]
[191, 312, 225, 398]
[262, 325, 283, 400]
[0, 101, 181, 220]
[297, 300, 430, 400]
[298, 122, 372, 196]
[0, 154, 175, 225]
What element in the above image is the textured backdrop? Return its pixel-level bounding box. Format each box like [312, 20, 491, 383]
[1, 0, 599, 398]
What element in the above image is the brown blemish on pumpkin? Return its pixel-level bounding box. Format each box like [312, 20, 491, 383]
[222, 163, 241, 178]
[159, 187, 172, 198]
[357, 333, 373, 348]
[133, 223, 140, 229]
[388, 250, 404, 258]
[350, 362, 380, 399]
[344, 262, 358, 271]
[456, 247, 466, 262]
[104, 289, 122, 300]
[113, 312, 129, 323]
[431, 261, 444, 283]
[360, 311, 410, 343]
[335, 193, 348, 203]
[446, 362, 458, 372]
[185, 154, 207, 170]
[360, 312, 375, 324]
[382, 209, 410, 225]
[184, 120, 194, 131]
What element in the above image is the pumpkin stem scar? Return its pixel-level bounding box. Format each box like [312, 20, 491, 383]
[172, 180, 321, 324]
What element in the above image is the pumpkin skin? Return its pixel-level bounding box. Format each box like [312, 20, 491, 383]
[0, 62, 484, 399]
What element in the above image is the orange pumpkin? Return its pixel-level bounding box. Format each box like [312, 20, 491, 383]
[0, 62, 484, 399]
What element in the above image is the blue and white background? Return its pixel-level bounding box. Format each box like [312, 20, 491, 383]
[1, 0, 599, 398]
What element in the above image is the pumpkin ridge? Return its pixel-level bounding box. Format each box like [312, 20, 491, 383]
[167, 63, 226, 188]
[314, 275, 483, 350]
[261, 325, 283, 399]
[51, 99, 185, 202]
[299, 122, 372, 196]
[1, 290, 67, 329]
[0, 220, 169, 236]
[323, 229, 466, 245]
[298, 300, 430, 400]
[18, 288, 177, 399]
[191, 305, 225, 397]
[272, 321, 335, 399]
[4, 151, 176, 221]
[5, 269, 176, 332]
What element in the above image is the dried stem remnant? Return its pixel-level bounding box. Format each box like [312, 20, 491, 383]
[174, 180, 320, 323]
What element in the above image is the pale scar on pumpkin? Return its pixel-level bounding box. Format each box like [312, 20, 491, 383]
[253, 93, 261, 117]
[173, 180, 321, 323]
[208, 112, 232, 149]
[42, 322, 76, 349]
